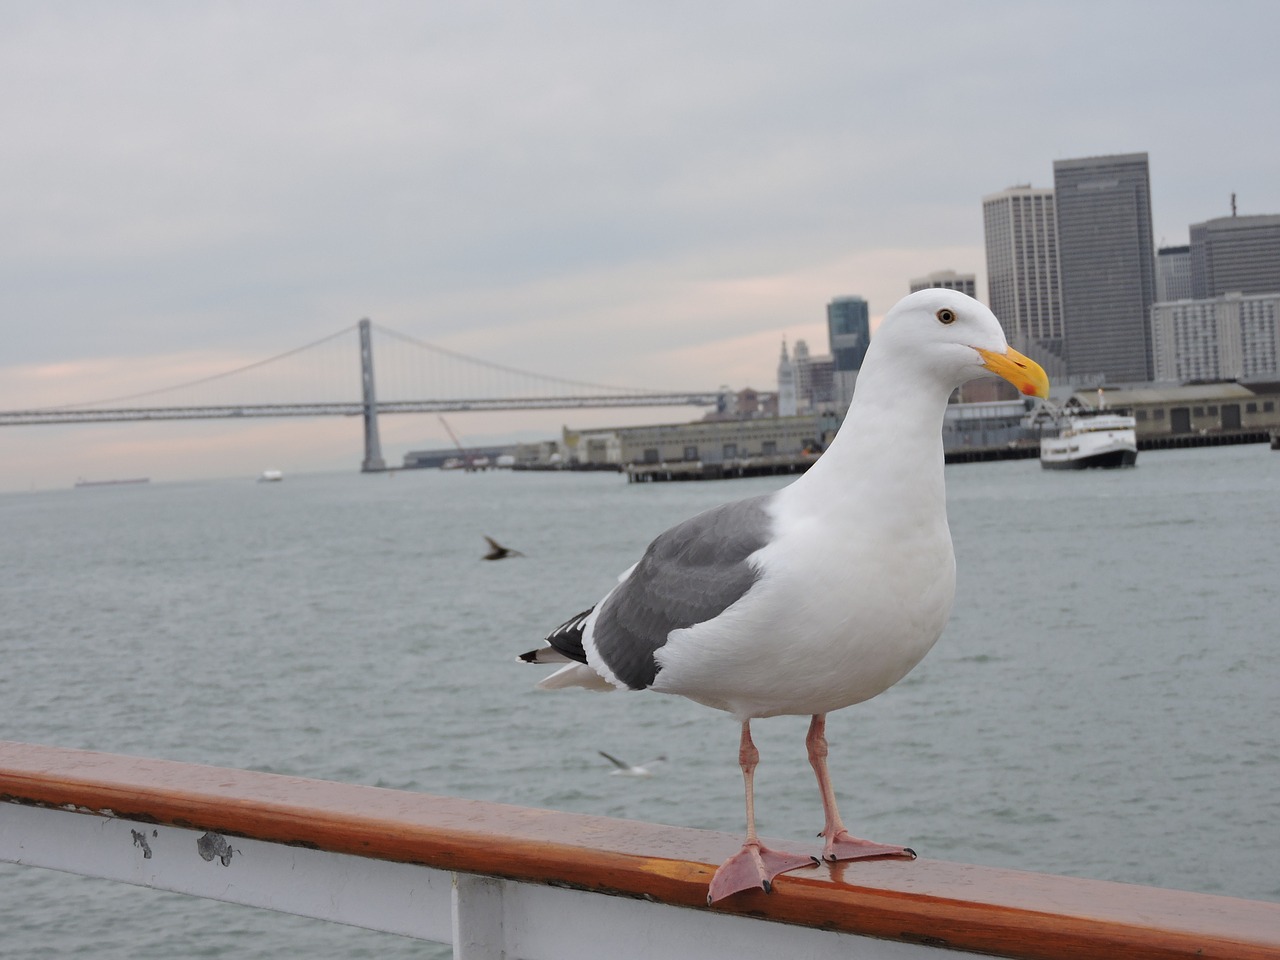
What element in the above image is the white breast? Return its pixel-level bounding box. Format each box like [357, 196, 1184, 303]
[652, 503, 956, 720]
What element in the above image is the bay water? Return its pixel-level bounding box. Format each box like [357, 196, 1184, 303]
[1, 444, 1277, 957]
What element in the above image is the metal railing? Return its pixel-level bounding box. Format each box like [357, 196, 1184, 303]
[2, 741, 1277, 960]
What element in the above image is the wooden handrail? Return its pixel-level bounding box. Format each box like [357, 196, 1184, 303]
[2, 740, 1277, 960]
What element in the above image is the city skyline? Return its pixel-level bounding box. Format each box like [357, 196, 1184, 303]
[4, 2, 1280, 492]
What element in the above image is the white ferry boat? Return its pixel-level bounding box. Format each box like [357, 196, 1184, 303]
[1040, 411, 1138, 469]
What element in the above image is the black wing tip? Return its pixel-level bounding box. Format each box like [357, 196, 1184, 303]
[517, 649, 542, 663]
[547, 607, 595, 638]
[537, 606, 594, 665]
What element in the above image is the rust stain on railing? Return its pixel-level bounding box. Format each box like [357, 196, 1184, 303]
[2, 740, 1278, 960]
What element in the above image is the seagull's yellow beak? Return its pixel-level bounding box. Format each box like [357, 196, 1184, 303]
[976, 346, 1050, 398]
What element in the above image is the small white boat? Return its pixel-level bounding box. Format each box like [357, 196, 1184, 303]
[257, 469, 284, 483]
[1040, 412, 1138, 470]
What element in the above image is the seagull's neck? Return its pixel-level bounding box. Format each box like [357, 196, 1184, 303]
[787, 366, 955, 521]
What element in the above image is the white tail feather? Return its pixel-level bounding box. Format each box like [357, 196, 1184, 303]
[536, 662, 618, 692]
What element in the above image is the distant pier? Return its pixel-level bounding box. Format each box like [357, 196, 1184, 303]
[1139, 429, 1273, 450]
[944, 442, 1040, 464]
[625, 455, 818, 483]
[620, 429, 1277, 482]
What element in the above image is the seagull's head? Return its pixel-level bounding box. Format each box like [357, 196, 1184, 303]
[874, 289, 1050, 399]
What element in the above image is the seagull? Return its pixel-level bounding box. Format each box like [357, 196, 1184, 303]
[518, 289, 1049, 905]
[482, 536, 524, 561]
[598, 750, 667, 777]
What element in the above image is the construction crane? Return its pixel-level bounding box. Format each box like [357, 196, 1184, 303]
[438, 415, 477, 471]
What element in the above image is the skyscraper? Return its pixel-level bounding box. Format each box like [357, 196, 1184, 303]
[792, 338, 813, 409]
[909, 270, 977, 298]
[1189, 214, 1280, 298]
[982, 185, 1064, 374]
[826, 296, 870, 411]
[1053, 152, 1156, 383]
[1156, 245, 1193, 302]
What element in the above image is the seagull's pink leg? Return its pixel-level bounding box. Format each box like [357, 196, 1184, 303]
[707, 720, 814, 904]
[806, 714, 917, 863]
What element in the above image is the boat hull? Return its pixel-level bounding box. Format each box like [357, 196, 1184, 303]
[1040, 447, 1137, 470]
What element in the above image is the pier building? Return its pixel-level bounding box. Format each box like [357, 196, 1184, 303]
[1087, 379, 1280, 445]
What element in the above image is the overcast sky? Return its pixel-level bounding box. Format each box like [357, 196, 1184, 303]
[3, 1, 1279, 491]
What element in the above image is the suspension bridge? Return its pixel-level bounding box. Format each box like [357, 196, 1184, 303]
[0, 320, 723, 472]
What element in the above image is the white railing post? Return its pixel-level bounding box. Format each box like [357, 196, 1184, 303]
[452, 873, 506, 960]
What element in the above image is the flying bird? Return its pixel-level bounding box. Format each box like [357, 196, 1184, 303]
[518, 289, 1049, 904]
[482, 536, 524, 561]
[597, 750, 667, 777]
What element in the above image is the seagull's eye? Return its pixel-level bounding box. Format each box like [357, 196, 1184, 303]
[936, 308, 956, 325]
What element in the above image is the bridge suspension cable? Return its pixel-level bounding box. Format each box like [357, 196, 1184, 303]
[370, 323, 669, 400]
[35, 324, 359, 411]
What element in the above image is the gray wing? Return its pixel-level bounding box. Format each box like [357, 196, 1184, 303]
[591, 493, 775, 690]
[597, 750, 629, 770]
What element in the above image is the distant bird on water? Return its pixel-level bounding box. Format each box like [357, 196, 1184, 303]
[518, 289, 1049, 904]
[597, 750, 667, 777]
[482, 536, 524, 561]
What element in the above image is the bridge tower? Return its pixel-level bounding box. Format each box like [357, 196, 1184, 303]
[358, 318, 386, 472]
